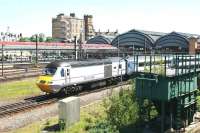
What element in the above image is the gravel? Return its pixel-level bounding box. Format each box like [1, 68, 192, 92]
[0, 104, 58, 132]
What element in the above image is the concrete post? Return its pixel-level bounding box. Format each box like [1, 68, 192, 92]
[58, 97, 80, 128]
[74, 36, 78, 60]
[1, 44, 4, 77]
[35, 34, 38, 64]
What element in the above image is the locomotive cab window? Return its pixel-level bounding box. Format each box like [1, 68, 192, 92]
[43, 67, 57, 75]
[61, 68, 65, 77]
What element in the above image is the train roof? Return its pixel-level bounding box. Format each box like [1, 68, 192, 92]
[46, 59, 113, 68]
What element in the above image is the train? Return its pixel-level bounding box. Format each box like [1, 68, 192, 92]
[36, 57, 138, 94]
[36, 54, 200, 94]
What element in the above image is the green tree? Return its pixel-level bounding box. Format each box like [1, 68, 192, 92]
[45, 37, 54, 42]
[197, 90, 200, 111]
[38, 33, 45, 42]
[30, 36, 36, 42]
[19, 37, 30, 42]
[39, 37, 44, 42]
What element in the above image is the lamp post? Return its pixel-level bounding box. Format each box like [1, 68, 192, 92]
[132, 43, 135, 56]
[74, 36, 78, 60]
[144, 38, 146, 54]
[35, 34, 38, 64]
[119, 58, 123, 82]
[79, 29, 84, 60]
[144, 38, 147, 68]
[117, 36, 120, 57]
[1, 43, 4, 77]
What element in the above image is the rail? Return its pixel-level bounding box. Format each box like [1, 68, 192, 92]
[0, 81, 130, 118]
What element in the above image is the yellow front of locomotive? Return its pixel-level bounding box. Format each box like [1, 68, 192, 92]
[36, 66, 60, 93]
[36, 75, 54, 93]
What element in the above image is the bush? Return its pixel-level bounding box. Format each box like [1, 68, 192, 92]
[87, 120, 118, 133]
[196, 90, 200, 111]
[103, 85, 139, 129]
[86, 81, 158, 132]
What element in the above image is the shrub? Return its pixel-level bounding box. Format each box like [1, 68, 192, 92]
[87, 81, 157, 132]
[88, 120, 118, 133]
[103, 85, 139, 129]
[196, 90, 200, 111]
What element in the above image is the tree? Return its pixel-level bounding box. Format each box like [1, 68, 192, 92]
[38, 33, 45, 42]
[39, 37, 44, 42]
[19, 37, 30, 42]
[45, 37, 55, 42]
[30, 36, 36, 42]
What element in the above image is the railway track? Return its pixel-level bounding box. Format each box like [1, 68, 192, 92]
[0, 94, 58, 118]
[0, 68, 43, 82]
[0, 81, 130, 118]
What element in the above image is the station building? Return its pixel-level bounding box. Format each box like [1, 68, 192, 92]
[52, 13, 85, 42]
[87, 29, 200, 54]
[111, 30, 164, 53]
[52, 13, 97, 43]
[0, 42, 117, 61]
[155, 32, 200, 54]
[86, 35, 115, 44]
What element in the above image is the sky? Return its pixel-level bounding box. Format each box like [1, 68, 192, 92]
[0, 0, 200, 37]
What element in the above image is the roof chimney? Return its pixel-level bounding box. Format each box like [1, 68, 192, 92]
[70, 13, 75, 17]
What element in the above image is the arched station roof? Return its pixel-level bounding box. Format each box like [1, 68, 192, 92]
[155, 32, 189, 49]
[87, 29, 200, 51]
[86, 35, 113, 44]
[111, 29, 156, 49]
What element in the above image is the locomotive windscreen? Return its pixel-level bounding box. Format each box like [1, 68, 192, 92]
[43, 67, 57, 75]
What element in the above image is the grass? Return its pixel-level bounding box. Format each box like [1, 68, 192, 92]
[67, 101, 106, 133]
[11, 101, 106, 133]
[11, 117, 58, 133]
[0, 78, 41, 101]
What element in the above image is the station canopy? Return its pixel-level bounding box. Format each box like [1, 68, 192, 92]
[155, 32, 192, 49]
[86, 29, 200, 50]
[111, 29, 164, 49]
[86, 35, 114, 44]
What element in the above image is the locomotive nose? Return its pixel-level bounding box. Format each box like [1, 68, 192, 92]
[36, 76, 53, 93]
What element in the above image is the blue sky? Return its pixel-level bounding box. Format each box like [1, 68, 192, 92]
[0, 0, 200, 36]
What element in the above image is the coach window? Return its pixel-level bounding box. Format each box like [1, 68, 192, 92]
[67, 69, 70, 76]
[61, 68, 64, 77]
[119, 64, 122, 69]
